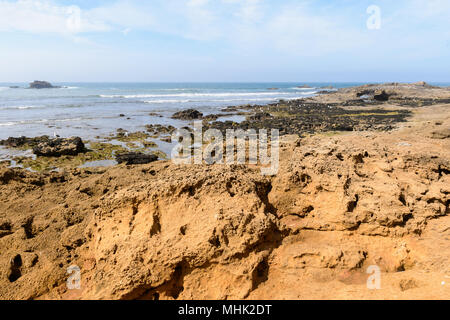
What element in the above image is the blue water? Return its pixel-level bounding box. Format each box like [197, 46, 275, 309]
[0, 82, 448, 141]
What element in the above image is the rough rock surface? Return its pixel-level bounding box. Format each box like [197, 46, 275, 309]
[32, 137, 85, 157]
[308, 82, 450, 106]
[0, 136, 51, 148]
[171, 109, 203, 120]
[0, 102, 449, 300]
[115, 152, 158, 165]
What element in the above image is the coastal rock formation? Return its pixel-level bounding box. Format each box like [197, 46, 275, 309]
[145, 124, 176, 135]
[171, 109, 203, 120]
[115, 152, 158, 165]
[207, 103, 411, 135]
[0, 136, 51, 148]
[412, 81, 437, 88]
[33, 137, 85, 157]
[0, 83, 449, 300]
[356, 89, 390, 101]
[312, 82, 450, 106]
[29, 81, 60, 89]
[373, 90, 390, 101]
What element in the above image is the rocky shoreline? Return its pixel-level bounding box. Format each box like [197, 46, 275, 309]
[0, 82, 449, 300]
[3, 82, 449, 172]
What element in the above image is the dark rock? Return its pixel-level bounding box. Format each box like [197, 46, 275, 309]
[0, 136, 51, 148]
[0, 169, 16, 185]
[328, 124, 354, 132]
[203, 114, 222, 121]
[247, 112, 272, 121]
[119, 114, 125, 117]
[205, 100, 411, 136]
[267, 88, 279, 90]
[32, 137, 85, 157]
[28, 81, 60, 89]
[171, 109, 203, 120]
[115, 152, 158, 165]
[221, 106, 239, 112]
[9, 86, 20, 89]
[0, 136, 30, 148]
[145, 124, 176, 134]
[374, 90, 390, 101]
[297, 85, 312, 88]
[356, 89, 390, 101]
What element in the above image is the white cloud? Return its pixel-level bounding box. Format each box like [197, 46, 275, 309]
[0, 0, 108, 34]
[187, 0, 209, 7]
[0, 0, 448, 58]
[409, 0, 450, 17]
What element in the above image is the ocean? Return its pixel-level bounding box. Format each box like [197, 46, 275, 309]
[0, 82, 345, 140]
[1, 82, 449, 142]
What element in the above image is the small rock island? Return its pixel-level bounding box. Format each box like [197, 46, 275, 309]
[28, 81, 61, 89]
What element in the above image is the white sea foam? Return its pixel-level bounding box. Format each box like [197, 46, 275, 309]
[100, 92, 299, 99]
[53, 117, 84, 122]
[0, 105, 41, 110]
[158, 88, 192, 91]
[0, 119, 54, 126]
[291, 87, 317, 91]
[144, 97, 277, 104]
[0, 117, 93, 127]
[146, 99, 192, 104]
[0, 122, 16, 126]
[298, 91, 317, 95]
[142, 92, 316, 104]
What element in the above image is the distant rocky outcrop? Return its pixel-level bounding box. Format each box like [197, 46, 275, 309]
[171, 109, 203, 120]
[412, 81, 435, 88]
[28, 81, 61, 89]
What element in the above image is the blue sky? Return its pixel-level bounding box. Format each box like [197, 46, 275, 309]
[0, 0, 449, 82]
